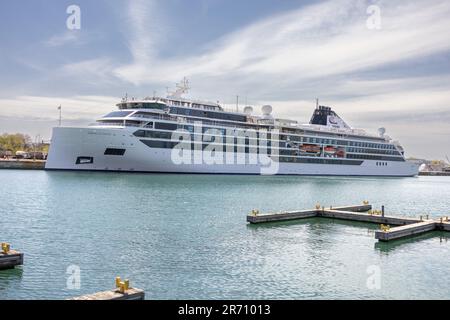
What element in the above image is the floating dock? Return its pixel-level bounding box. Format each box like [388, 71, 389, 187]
[70, 277, 145, 300]
[375, 221, 436, 241]
[70, 288, 145, 301]
[247, 203, 450, 242]
[0, 243, 24, 270]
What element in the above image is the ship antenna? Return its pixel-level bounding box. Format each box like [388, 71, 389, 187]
[168, 77, 190, 98]
[316, 98, 319, 109]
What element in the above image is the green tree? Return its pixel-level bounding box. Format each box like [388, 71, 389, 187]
[0, 133, 32, 154]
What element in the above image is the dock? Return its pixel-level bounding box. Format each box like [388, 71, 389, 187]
[375, 221, 436, 241]
[70, 288, 145, 301]
[419, 171, 450, 176]
[69, 277, 145, 300]
[0, 243, 24, 270]
[247, 203, 450, 242]
[0, 159, 45, 170]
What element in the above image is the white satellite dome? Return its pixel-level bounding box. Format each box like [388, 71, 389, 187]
[261, 105, 274, 121]
[244, 106, 254, 115]
[262, 105, 273, 115]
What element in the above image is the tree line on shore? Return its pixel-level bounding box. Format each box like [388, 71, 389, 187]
[0, 133, 49, 155]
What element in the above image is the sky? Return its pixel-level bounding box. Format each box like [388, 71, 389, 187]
[0, 0, 449, 159]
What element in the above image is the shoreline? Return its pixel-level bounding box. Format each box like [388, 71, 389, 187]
[0, 159, 46, 170]
[1, 160, 449, 176]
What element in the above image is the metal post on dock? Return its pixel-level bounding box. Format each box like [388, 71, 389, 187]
[382, 205, 385, 217]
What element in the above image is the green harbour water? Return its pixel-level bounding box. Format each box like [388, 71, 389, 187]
[1, 170, 450, 300]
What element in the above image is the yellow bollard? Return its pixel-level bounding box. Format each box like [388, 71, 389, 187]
[1, 243, 10, 254]
[315, 204, 321, 210]
[363, 200, 369, 205]
[380, 224, 390, 232]
[115, 276, 122, 288]
[251, 210, 259, 217]
[115, 277, 131, 294]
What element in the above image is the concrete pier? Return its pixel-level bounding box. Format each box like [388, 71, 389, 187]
[70, 288, 145, 300]
[70, 277, 145, 300]
[375, 221, 436, 242]
[247, 203, 450, 242]
[0, 160, 45, 170]
[319, 209, 420, 226]
[247, 209, 317, 224]
[247, 204, 371, 224]
[0, 245, 24, 270]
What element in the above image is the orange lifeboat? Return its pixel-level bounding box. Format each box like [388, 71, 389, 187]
[301, 144, 321, 154]
[324, 146, 336, 154]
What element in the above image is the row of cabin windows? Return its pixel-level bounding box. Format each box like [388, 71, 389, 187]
[138, 139, 405, 162]
[139, 139, 355, 163]
[169, 100, 218, 110]
[135, 127, 401, 157]
[300, 130, 386, 143]
[169, 107, 247, 123]
[131, 116, 388, 151]
[153, 121, 395, 151]
[287, 135, 395, 150]
[279, 157, 363, 166]
[347, 148, 401, 156]
[347, 154, 403, 162]
[103, 111, 133, 118]
[118, 102, 168, 111]
[376, 162, 388, 166]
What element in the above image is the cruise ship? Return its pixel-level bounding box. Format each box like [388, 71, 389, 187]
[46, 81, 419, 176]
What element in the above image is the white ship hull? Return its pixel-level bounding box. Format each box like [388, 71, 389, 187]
[46, 127, 420, 177]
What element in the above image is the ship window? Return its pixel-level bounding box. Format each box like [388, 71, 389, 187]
[140, 140, 177, 149]
[76, 157, 94, 165]
[142, 103, 167, 110]
[155, 122, 178, 131]
[104, 148, 126, 156]
[103, 111, 132, 118]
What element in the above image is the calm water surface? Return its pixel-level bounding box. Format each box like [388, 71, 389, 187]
[0, 170, 449, 300]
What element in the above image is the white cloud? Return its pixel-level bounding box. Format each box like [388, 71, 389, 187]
[0, 95, 118, 120]
[113, 0, 450, 89]
[44, 31, 83, 47]
[60, 58, 118, 85]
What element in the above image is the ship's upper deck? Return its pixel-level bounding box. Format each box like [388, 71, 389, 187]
[95, 79, 395, 143]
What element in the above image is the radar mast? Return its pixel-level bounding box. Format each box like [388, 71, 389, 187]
[168, 77, 190, 99]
